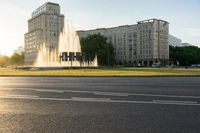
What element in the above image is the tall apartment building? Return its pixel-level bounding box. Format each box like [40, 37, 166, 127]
[24, 2, 64, 65]
[78, 19, 169, 66]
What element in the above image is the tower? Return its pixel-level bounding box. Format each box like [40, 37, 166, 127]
[24, 2, 64, 65]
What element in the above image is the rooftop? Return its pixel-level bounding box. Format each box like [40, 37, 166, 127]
[137, 18, 169, 24]
[45, 2, 60, 6]
[77, 18, 167, 32]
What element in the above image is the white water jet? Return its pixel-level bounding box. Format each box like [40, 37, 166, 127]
[34, 22, 97, 67]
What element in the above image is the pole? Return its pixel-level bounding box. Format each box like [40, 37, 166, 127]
[107, 43, 110, 66]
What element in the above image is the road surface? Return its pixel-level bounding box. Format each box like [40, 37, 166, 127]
[0, 77, 200, 133]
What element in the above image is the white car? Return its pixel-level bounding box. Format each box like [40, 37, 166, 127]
[152, 63, 161, 68]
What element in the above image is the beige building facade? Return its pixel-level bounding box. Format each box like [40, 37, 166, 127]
[78, 19, 169, 66]
[24, 2, 64, 65]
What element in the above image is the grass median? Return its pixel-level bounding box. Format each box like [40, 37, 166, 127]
[0, 67, 200, 77]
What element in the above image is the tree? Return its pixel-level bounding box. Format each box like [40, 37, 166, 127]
[0, 55, 9, 67]
[170, 45, 200, 66]
[10, 53, 24, 66]
[80, 34, 115, 66]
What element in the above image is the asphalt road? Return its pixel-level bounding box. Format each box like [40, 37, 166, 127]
[0, 77, 200, 133]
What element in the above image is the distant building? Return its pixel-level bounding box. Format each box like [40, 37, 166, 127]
[169, 35, 182, 47]
[181, 43, 193, 47]
[78, 19, 169, 66]
[168, 35, 194, 47]
[24, 2, 64, 65]
[14, 46, 24, 55]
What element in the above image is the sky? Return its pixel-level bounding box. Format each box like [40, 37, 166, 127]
[0, 0, 200, 56]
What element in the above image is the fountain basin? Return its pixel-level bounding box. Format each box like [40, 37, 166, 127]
[16, 66, 98, 71]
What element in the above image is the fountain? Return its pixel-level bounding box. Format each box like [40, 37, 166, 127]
[34, 22, 97, 68]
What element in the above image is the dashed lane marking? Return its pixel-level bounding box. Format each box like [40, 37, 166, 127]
[2, 88, 200, 99]
[93, 92, 129, 97]
[153, 100, 198, 104]
[0, 95, 200, 106]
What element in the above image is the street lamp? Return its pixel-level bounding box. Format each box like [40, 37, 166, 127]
[107, 43, 110, 66]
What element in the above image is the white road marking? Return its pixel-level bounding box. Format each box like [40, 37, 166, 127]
[26, 89, 200, 99]
[34, 89, 65, 93]
[129, 93, 200, 99]
[153, 100, 198, 104]
[72, 97, 111, 101]
[2, 87, 200, 99]
[0, 95, 199, 106]
[0, 82, 140, 85]
[93, 92, 129, 97]
[2, 95, 39, 98]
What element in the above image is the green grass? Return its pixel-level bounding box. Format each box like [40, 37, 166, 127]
[0, 67, 200, 77]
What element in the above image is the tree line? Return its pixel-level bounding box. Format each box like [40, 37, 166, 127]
[170, 45, 200, 66]
[0, 53, 24, 67]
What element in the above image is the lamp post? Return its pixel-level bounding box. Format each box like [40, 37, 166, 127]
[107, 43, 110, 66]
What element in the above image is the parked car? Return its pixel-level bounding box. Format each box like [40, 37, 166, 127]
[191, 64, 200, 67]
[152, 63, 161, 68]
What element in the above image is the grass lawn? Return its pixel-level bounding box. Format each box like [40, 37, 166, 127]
[0, 67, 200, 77]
